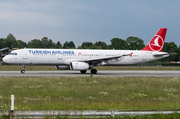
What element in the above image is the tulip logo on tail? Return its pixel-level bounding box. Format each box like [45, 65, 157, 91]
[141, 28, 167, 52]
[149, 35, 164, 52]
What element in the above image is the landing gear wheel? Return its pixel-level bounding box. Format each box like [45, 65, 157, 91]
[21, 70, 25, 73]
[80, 70, 87, 74]
[91, 69, 97, 74]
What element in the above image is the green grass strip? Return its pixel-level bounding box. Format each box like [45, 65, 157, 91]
[0, 77, 180, 110]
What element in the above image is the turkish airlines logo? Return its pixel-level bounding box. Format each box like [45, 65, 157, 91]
[128, 52, 133, 57]
[149, 35, 164, 51]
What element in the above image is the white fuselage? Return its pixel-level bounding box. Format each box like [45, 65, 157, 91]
[3, 49, 169, 66]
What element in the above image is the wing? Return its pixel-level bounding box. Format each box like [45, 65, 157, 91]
[78, 53, 131, 63]
[63, 52, 132, 65]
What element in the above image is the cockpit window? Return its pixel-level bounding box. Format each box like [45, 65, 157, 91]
[8, 53, 17, 55]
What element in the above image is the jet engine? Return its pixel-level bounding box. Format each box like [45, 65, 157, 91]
[70, 62, 89, 70]
[55, 65, 70, 70]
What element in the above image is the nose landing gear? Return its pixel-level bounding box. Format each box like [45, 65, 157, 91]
[21, 65, 25, 73]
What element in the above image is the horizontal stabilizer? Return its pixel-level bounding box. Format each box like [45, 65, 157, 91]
[153, 52, 176, 57]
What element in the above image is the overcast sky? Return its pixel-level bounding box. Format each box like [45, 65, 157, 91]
[0, 0, 180, 47]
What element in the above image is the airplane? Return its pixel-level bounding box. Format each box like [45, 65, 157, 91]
[3, 28, 172, 74]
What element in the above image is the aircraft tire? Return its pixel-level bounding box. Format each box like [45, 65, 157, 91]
[80, 70, 87, 74]
[21, 70, 25, 73]
[91, 69, 97, 74]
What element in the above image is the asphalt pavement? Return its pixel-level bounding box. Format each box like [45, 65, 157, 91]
[0, 71, 180, 77]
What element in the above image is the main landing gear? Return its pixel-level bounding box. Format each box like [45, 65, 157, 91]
[91, 69, 97, 74]
[80, 70, 87, 74]
[80, 69, 97, 74]
[21, 65, 25, 73]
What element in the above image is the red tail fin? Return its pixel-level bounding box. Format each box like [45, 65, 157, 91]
[141, 28, 167, 52]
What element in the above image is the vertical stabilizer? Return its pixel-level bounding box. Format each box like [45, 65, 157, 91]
[141, 28, 167, 52]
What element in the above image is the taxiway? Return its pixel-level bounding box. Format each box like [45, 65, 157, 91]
[0, 71, 180, 77]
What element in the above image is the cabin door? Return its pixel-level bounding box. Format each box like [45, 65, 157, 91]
[22, 50, 28, 60]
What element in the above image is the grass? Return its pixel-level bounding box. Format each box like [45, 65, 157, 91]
[0, 77, 180, 111]
[0, 65, 57, 71]
[0, 65, 180, 71]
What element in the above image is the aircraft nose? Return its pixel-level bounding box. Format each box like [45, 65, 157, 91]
[2, 56, 8, 63]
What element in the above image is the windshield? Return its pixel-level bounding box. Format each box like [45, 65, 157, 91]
[8, 52, 17, 55]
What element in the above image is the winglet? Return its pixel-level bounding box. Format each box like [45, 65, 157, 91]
[141, 28, 167, 52]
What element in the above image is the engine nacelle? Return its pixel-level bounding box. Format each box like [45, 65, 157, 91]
[70, 62, 89, 70]
[55, 65, 70, 70]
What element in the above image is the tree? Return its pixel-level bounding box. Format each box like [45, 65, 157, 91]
[48, 39, 56, 48]
[68, 41, 76, 48]
[63, 41, 76, 49]
[0, 38, 4, 49]
[27, 37, 56, 48]
[41, 37, 49, 48]
[80, 42, 93, 49]
[110, 38, 128, 50]
[89, 44, 100, 49]
[3, 34, 17, 48]
[16, 40, 26, 48]
[94, 41, 108, 49]
[56, 41, 62, 49]
[63, 41, 68, 49]
[162, 42, 178, 61]
[126, 36, 145, 50]
[163, 42, 178, 53]
[77, 46, 83, 49]
[27, 39, 42, 48]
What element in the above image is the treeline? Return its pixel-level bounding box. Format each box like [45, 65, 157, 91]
[0, 34, 146, 49]
[0, 33, 179, 61]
